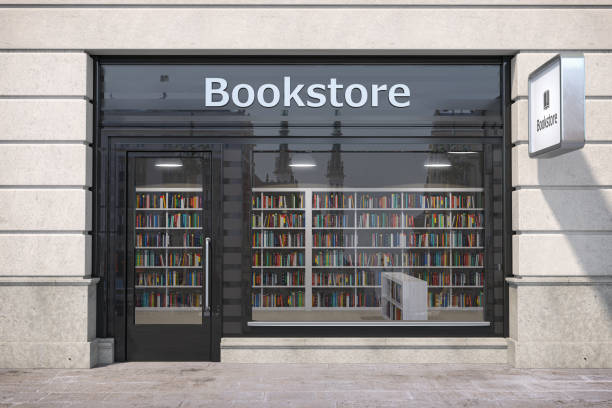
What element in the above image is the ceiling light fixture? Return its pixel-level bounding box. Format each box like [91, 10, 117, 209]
[289, 153, 317, 168]
[424, 153, 451, 168]
[155, 159, 183, 168]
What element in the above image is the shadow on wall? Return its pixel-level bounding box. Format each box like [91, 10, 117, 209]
[536, 148, 612, 329]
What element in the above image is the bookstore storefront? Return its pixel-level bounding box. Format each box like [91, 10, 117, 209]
[97, 59, 510, 361]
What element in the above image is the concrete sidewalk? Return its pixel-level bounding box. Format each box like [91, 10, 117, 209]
[0, 363, 610, 407]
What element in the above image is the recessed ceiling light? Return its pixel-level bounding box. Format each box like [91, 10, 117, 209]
[289, 153, 317, 168]
[424, 153, 451, 168]
[155, 159, 183, 168]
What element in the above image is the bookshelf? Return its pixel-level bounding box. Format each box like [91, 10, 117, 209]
[381, 272, 427, 320]
[134, 187, 204, 313]
[251, 191, 306, 309]
[252, 188, 485, 315]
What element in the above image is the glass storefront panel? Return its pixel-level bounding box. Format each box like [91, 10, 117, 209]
[98, 59, 509, 350]
[249, 143, 502, 324]
[128, 156, 209, 325]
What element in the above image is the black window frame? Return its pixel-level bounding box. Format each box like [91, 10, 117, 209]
[92, 56, 512, 346]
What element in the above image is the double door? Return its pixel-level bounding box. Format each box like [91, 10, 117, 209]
[117, 148, 222, 361]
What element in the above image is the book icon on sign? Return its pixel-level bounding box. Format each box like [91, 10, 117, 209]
[543, 89, 550, 110]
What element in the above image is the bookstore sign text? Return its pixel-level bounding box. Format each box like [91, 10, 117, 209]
[204, 77, 411, 108]
[528, 54, 585, 158]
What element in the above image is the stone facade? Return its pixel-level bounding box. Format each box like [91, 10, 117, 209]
[509, 51, 612, 368]
[1, 1, 611, 368]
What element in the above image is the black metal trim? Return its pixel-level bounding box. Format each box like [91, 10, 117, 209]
[92, 56, 511, 355]
[97, 55, 505, 65]
[501, 57, 513, 338]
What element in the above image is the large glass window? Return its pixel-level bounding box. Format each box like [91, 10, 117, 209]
[249, 143, 503, 326]
[129, 156, 210, 325]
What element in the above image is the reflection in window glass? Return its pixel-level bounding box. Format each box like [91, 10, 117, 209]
[250, 144, 494, 324]
[130, 157, 206, 325]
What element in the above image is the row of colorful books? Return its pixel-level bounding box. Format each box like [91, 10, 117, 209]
[312, 271, 356, 286]
[251, 192, 482, 210]
[252, 213, 305, 228]
[135, 214, 163, 228]
[136, 292, 203, 308]
[167, 270, 202, 286]
[167, 194, 202, 209]
[253, 194, 304, 209]
[313, 214, 351, 228]
[451, 194, 482, 209]
[357, 213, 402, 228]
[357, 252, 401, 267]
[136, 272, 166, 286]
[404, 252, 451, 267]
[136, 271, 202, 287]
[167, 252, 202, 267]
[313, 193, 355, 209]
[312, 290, 380, 307]
[135, 232, 204, 248]
[355, 292, 381, 307]
[168, 213, 201, 228]
[312, 231, 354, 247]
[252, 270, 304, 286]
[429, 291, 483, 308]
[366, 231, 469, 247]
[136, 193, 202, 209]
[359, 193, 402, 209]
[416, 270, 452, 286]
[252, 252, 305, 267]
[136, 193, 166, 209]
[312, 290, 353, 307]
[135, 251, 165, 267]
[312, 251, 355, 267]
[252, 231, 304, 247]
[135, 251, 202, 267]
[310, 270, 383, 286]
[135, 214, 202, 228]
[312, 192, 483, 210]
[136, 232, 167, 247]
[251, 291, 305, 307]
[167, 293, 202, 307]
[453, 271, 484, 286]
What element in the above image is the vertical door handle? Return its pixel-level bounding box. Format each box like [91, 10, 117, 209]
[205, 237, 211, 315]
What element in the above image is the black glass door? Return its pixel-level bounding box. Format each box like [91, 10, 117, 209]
[125, 151, 215, 360]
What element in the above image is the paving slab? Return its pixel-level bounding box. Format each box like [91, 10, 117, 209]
[0, 363, 610, 407]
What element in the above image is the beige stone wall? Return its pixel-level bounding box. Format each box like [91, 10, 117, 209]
[0, 52, 98, 368]
[509, 52, 612, 368]
[1, 1, 611, 368]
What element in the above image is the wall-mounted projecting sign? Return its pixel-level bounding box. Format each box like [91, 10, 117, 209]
[528, 54, 585, 158]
